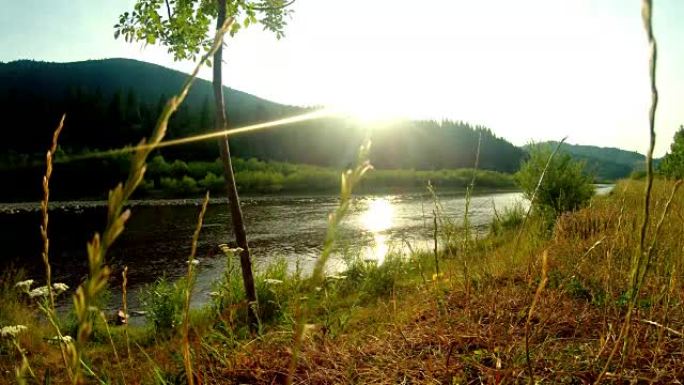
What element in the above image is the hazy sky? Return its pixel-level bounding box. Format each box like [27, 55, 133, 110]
[1, 0, 683, 156]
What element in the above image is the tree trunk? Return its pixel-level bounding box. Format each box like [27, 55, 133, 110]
[213, 0, 258, 329]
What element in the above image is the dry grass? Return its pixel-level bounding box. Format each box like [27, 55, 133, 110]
[192, 179, 684, 384]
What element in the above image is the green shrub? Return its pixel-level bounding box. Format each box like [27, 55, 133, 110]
[659, 125, 684, 179]
[147, 155, 172, 179]
[159, 176, 198, 195]
[490, 202, 526, 235]
[140, 277, 185, 335]
[629, 170, 647, 180]
[199, 172, 225, 192]
[515, 145, 594, 218]
[170, 159, 189, 178]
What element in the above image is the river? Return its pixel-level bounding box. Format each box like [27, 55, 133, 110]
[0, 185, 613, 312]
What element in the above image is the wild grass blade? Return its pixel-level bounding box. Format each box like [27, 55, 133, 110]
[182, 191, 211, 385]
[286, 139, 372, 385]
[122, 266, 131, 365]
[38, 113, 73, 380]
[525, 250, 549, 385]
[594, 1, 659, 382]
[69, 17, 234, 384]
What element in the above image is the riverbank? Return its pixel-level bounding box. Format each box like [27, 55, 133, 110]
[0, 155, 517, 202]
[1, 179, 680, 384]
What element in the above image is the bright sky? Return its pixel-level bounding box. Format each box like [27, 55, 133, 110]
[1, 0, 683, 156]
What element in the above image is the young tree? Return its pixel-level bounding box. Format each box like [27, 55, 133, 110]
[659, 125, 684, 179]
[515, 145, 594, 218]
[115, 0, 293, 328]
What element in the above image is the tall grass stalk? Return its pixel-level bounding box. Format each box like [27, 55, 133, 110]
[38, 114, 73, 380]
[461, 132, 481, 300]
[594, 1, 658, 382]
[40, 114, 64, 315]
[285, 140, 372, 385]
[432, 210, 439, 277]
[98, 311, 126, 385]
[68, 18, 234, 384]
[524, 250, 548, 385]
[182, 191, 210, 385]
[122, 266, 131, 364]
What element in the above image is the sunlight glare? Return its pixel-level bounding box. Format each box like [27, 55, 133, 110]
[361, 198, 394, 233]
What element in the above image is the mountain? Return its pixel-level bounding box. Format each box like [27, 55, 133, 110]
[0, 58, 525, 170]
[527, 141, 648, 181]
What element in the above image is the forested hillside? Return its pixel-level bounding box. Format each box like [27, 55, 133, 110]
[0, 59, 525, 171]
[527, 141, 649, 180]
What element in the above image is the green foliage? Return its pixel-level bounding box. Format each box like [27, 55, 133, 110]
[142, 155, 517, 197]
[528, 141, 647, 181]
[490, 202, 526, 235]
[629, 170, 647, 180]
[515, 145, 594, 218]
[199, 171, 225, 191]
[140, 277, 186, 335]
[211, 255, 292, 327]
[659, 125, 684, 179]
[115, 0, 293, 62]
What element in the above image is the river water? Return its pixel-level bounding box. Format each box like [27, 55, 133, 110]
[0, 185, 612, 311]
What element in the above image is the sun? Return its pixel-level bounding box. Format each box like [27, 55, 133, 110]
[325, 89, 407, 128]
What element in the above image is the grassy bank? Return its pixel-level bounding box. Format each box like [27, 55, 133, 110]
[1, 179, 683, 383]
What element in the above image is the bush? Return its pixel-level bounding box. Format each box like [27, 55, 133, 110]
[659, 125, 684, 179]
[490, 202, 526, 235]
[140, 277, 185, 335]
[147, 155, 172, 179]
[200, 172, 225, 192]
[170, 159, 189, 178]
[159, 176, 198, 195]
[515, 145, 594, 218]
[629, 170, 647, 180]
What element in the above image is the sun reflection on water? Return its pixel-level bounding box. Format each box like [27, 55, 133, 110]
[361, 198, 394, 264]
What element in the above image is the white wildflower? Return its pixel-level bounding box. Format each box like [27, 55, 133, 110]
[1, 325, 28, 339]
[52, 283, 69, 294]
[187, 259, 200, 266]
[219, 244, 244, 255]
[326, 275, 347, 280]
[14, 280, 34, 292]
[263, 279, 283, 285]
[28, 286, 49, 298]
[47, 335, 73, 344]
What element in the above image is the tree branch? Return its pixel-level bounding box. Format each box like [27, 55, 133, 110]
[252, 0, 295, 12]
[164, 0, 173, 21]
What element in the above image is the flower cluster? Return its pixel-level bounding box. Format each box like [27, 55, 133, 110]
[15, 279, 69, 298]
[1, 325, 28, 339]
[47, 335, 74, 344]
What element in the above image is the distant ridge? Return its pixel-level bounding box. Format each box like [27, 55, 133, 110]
[526, 141, 650, 181]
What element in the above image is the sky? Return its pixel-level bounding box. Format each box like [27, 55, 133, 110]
[1, 0, 683, 157]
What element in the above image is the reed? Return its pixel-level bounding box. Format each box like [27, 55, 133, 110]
[461, 132, 482, 300]
[182, 191, 211, 385]
[122, 266, 131, 364]
[524, 250, 549, 385]
[37, 114, 73, 381]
